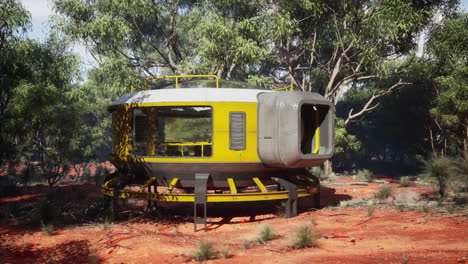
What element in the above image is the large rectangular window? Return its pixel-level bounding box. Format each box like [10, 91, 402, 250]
[132, 106, 212, 157]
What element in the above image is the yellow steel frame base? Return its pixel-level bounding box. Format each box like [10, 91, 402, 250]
[101, 177, 318, 203]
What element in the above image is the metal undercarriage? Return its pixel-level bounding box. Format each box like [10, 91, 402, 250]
[101, 170, 320, 231]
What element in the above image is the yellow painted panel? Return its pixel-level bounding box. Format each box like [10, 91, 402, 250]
[112, 101, 261, 163]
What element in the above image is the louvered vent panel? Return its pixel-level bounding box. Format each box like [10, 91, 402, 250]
[230, 112, 246, 150]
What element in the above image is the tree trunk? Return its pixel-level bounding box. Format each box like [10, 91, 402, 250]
[323, 160, 333, 176]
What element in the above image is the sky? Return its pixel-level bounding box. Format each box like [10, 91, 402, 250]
[20, 0, 96, 73]
[20, 0, 468, 75]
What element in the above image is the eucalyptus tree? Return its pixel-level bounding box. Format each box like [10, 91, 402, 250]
[10, 35, 81, 187]
[426, 13, 467, 154]
[261, 0, 456, 120]
[0, 0, 31, 163]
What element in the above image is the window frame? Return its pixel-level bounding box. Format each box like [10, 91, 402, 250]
[131, 105, 214, 158]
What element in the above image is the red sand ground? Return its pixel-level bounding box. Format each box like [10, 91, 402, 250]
[1, 177, 467, 264]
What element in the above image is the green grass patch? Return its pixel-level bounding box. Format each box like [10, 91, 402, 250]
[292, 225, 319, 249]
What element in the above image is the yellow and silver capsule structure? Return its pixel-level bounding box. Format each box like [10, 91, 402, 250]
[107, 76, 335, 191]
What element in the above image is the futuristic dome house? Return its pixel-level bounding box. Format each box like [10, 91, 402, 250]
[102, 75, 334, 230]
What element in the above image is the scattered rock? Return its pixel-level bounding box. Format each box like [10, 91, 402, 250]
[333, 182, 369, 186]
[373, 179, 389, 184]
[343, 198, 367, 206]
[395, 190, 421, 202]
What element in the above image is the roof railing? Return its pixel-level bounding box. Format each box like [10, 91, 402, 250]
[137, 75, 219, 91]
[273, 83, 294, 91]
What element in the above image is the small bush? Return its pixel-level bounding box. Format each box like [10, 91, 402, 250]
[355, 169, 375, 182]
[220, 247, 231, 258]
[421, 155, 455, 197]
[292, 225, 319, 249]
[375, 185, 393, 200]
[37, 199, 58, 224]
[310, 167, 326, 180]
[396, 204, 405, 212]
[41, 223, 54, 236]
[418, 205, 430, 213]
[242, 240, 253, 249]
[310, 219, 317, 226]
[366, 206, 375, 217]
[399, 176, 413, 187]
[274, 201, 286, 217]
[193, 240, 215, 261]
[256, 224, 275, 244]
[99, 218, 112, 231]
[456, 152, 468, 191]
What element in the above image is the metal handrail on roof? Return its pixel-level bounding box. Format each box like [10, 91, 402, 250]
[143, 75, 220, 90]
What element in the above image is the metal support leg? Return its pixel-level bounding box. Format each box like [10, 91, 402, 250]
[194, 173, 209, 232]
[147, 185, 152, 209]
[272, 177, 299, 218]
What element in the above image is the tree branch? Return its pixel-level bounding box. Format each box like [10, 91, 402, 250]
[344, 79, 411, 125]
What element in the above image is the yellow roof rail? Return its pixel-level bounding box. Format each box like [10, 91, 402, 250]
[143, 75, 220, 90]
[273, 83, 294, 91]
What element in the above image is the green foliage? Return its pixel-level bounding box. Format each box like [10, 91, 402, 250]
[333, 118, 361, 170]
[426, 14, 468, 154]
[421, 155, 456, 197]
[292, 225, 319, 249]
[41, 223, 55, 236]
[192, 240, 216, 261]
[355, 169, 375, 182]
[366, 206, 376, 217]
[242, 240, 253, 249]
[256, 224, 275, 244]
[99, 218, 112, 231]
[399, 176, 413, 187]
[375, 185, 393, 200]
[309, 167, 325, 180]
[220, 247, 231, 259]
[310, 219, 317, 226]
[165, 117, 212, 143]
[396, 204, 406, 212]
[0, 0, 31, 163]
[456, 152, 468, 191]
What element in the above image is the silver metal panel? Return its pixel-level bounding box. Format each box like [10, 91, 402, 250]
[229, 112, 246, 150]
[257, 92, 335, 168]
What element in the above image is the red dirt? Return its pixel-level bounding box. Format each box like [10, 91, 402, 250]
[1, 177, 466, 264]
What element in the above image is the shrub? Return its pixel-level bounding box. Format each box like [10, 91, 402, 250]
[366, 206, 375, 217]
[256, 224, 275, 244]
[41, 223, 54, 236]
[220, 247, 231, 258]
[421, 155, 455, 197]
[99, 218, 112, 231]
[242, 240, 253, 249]
[310, 219, 317, 226]
[355, 169, 374, 182]
[310, 167, 326, 180]
[399, 176, 413, 187]
[375, 185, 393, 200]
[396, 204, 405, 212]
[456, 152, 468, 191]
[274, 201, 286, 217]
[418, 204, 430, 213]
[193, 240, 215, 261]
[292, 225, 319, 249]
